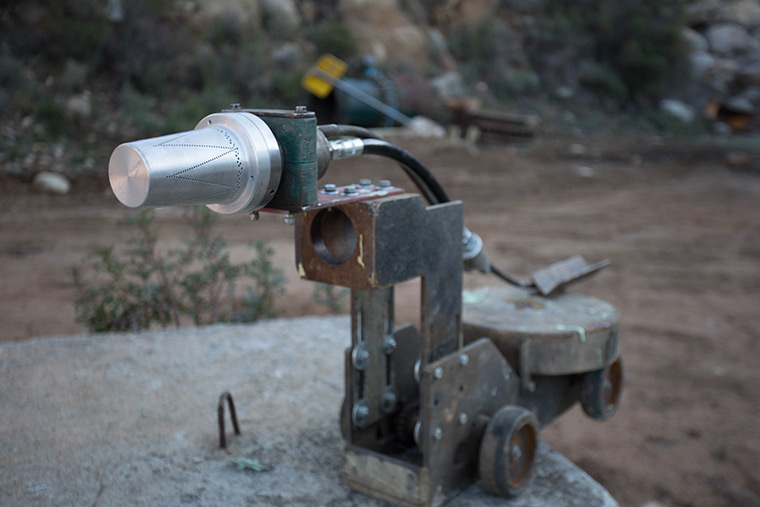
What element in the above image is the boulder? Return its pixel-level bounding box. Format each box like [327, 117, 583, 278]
[738, 59, 760, 86]
[689, 50, 716, 80]
[660, 99, 696, 123]
[706, 23, 757, 56]
[682, 27, 709, 52]
[32, 172, 70, 194]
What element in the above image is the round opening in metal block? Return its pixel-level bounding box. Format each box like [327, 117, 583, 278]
[310, 208, 357, 266]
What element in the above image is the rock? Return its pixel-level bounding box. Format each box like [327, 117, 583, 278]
[64, 92, 91, 119]
[713, 121, 733, 134]
[739, 60, 760, 87]
[723, 95, 756, 114]
[660, 99, 696, 123]
[32, 172, 70, 194]
[689, 51, 716, 80]
[740, 85, 760, 106]
[709, 58, 742, 94]
[408, 116, 446, 138]
[720, 0, 760, 30]
[706, 23, 757, 56]
[576, 166, 594, 178]
[555, 86, 575, 99]
[682, 27, 709, 52]
[261, 0, 300, 34]
[430, 71, 465, 100]
[685, 2, 718, 26]
[105, 0, 124, 22]
[568, 143, 587, 156]
[726, 150, 752, 169]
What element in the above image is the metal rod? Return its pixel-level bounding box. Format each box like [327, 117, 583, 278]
[218, 391, 241, 448]
[309, 68, 413, 127]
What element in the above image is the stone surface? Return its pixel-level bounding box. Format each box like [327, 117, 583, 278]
[31, 171, 70, 194]
[706, 23, 757, 56]
[0, 317, 617, 506]
[660, 99, 696, 122]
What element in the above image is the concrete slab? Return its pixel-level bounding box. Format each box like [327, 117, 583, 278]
[0, 317, 616, 506]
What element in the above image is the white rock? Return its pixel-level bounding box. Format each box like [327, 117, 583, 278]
[569, 143, 587, 156]
[32, 172, 70, 194]
[65, 93, 91, 119]
[576, 166, 594, 178]
[408, 116, 445, 138]
[706, 23, 756, 56]
[660, 99, 696, 123]
[682, 27, 709, 52]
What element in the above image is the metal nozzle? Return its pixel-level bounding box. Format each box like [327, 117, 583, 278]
[108, 112, 282, 214]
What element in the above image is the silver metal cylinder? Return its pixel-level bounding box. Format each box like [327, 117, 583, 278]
[108, 112, 282, 214]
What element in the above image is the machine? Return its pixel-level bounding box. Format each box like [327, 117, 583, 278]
[108, 106, 623, 506]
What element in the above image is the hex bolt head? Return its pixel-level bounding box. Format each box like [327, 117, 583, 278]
[458, 354, 469, 366]
[379, 179, 391, 188]
[352, 401, 370, 428]
[351, 342, 371, 370]
[458, 412, 468, 426]
[433, 427, 443, 441]
[382, 335, 397, 355]
[295, 105, 307, 113]
[359, 178, 372, 187]
[249, 211, 260, 222]
[284, 214, 295, 226]
[323, 183, 337, 193]
[433, 367, 444, 380]
[342, 185, 357, 195]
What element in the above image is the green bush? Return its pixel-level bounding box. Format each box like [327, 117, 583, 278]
[72, 207, 286, 333]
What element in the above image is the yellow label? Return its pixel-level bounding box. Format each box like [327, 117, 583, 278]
[302, 54, 348, 99]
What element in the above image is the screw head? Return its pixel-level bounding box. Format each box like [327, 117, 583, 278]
[284, 214, 295, 226]
[359, 178, 372, 187]
[230, 103, 241, 110]
[295, 105, 307, 113]
[382, 335, 397, 355]
[433, 427, 443, 441]
[352, 342, 371, 370]
[342, 185, 357, 195]
[511, 444, 523, 460]
[458, 354, 469, 366]
[433, 367, 444, 380]
[249, 211, 260, 222]
[458, 412, 468, 425]
[379, 179, 391, 188]
[323, 183, 337, 193]
[381, 387, 397, 413]
[352, 401, 370, 428]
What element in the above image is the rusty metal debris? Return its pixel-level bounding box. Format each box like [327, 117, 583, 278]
[446, 99, 540, 142]
[218, 391, 241, 449]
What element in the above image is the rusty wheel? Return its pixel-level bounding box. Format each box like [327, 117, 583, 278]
[479, 406, 539, 498]
[580, 356, 624, 420]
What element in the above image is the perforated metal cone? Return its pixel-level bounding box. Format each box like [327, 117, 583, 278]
[108, 112, 281, 214]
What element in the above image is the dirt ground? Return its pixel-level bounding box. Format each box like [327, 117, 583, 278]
[1, 132, 759, 507]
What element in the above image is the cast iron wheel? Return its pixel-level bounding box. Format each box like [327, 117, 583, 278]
[580, 356, 624, 420]
[478, 406, 539, 498]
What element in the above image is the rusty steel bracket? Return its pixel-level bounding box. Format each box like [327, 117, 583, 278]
[218, 391, 241, 449]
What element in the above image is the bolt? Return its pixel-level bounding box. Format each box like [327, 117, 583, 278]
[458, 412, 468, 425]
[458, 354, 469, 366]
[249, 211, 260, 222]
[381, 387, 397, 413]
[433, 427, 443, 441]
[295, 105, 307, 113]
[414, 359, 422, 383]
[382, 335, 397, 355]
[323, 183, 337, 193]
[359, 178, 372, 187]
[284, 214, 295, 226]
[352, 343, 371, 370]
[230, 103, 241, 110]
[511, 444, 522, 461]
[433, 367, 444, 380]
[379, 179, 391, 188]
[352, 401, 370, 428]
[342, 185, 357, 195]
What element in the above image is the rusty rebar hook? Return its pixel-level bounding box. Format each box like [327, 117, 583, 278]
[218, 391, 241, 448]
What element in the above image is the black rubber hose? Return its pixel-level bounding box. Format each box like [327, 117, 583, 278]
[318, 125, 442, 205]
[360, 139, 451, 204]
